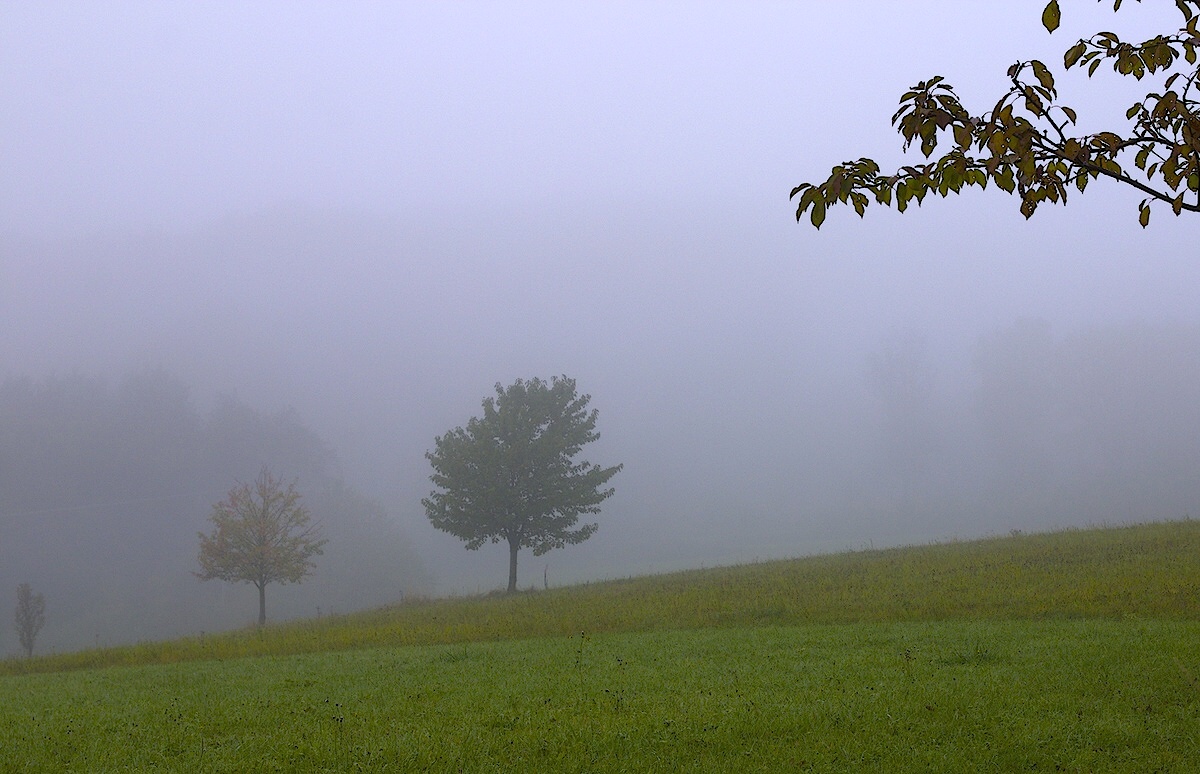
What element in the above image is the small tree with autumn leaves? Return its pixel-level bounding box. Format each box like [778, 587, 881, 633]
[196, 467, 326, 626]
[792, 0, 1200, 228]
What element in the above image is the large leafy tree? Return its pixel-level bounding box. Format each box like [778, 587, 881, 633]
[792, 0, 1200, 228]
[423, 376, 622, 593]
[196, 467, 327, 626]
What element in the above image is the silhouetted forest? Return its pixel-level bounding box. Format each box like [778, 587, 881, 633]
[859, 320, 1200, 537]
[0, 368, 429, 654]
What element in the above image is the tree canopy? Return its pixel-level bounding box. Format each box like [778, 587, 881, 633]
[196, 468, 327, 626]
[792, 0, 1200, 228]
[423, 376, 622, 593]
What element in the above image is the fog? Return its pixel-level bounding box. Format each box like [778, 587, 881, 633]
[3, 3, 1199, 653]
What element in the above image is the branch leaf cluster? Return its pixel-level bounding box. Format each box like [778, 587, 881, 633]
[792, 0, 1200, 227]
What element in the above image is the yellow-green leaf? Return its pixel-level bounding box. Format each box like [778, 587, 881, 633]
[1031, 61, 1055, 91]
[1042, 0, 1061, 32]
[953, 124, 972, 149]
[1064, 42, 1087, 68]
[1139, 202, 1151, 228]
[810, 199, 827, 229]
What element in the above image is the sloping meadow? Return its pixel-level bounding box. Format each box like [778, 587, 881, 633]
[6, 519, 1197, 675]
[2, 521, 1198, 770]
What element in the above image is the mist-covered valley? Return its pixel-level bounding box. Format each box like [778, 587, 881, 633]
[4, 2, 1199, 656]
[3, 205, 1199, 655]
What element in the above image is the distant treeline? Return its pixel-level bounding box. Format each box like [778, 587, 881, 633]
[862, 319, 1200, 532]
[0, 369, 430, 654]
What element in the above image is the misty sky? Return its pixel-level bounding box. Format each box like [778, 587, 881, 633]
[3, 2, 1199, 595]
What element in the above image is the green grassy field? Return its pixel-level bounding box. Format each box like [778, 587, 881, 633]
[2, 521, 1199, 771]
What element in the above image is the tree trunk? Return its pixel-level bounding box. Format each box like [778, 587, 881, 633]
[507, 538, 519, 593]
[257, 582, 267, 626]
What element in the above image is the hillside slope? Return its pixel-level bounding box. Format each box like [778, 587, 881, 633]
[4, 519, 1197, 676]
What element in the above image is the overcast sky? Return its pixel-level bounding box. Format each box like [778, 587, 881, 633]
[3, 2, 1199, 594]
[4, 1, 1180, 235]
